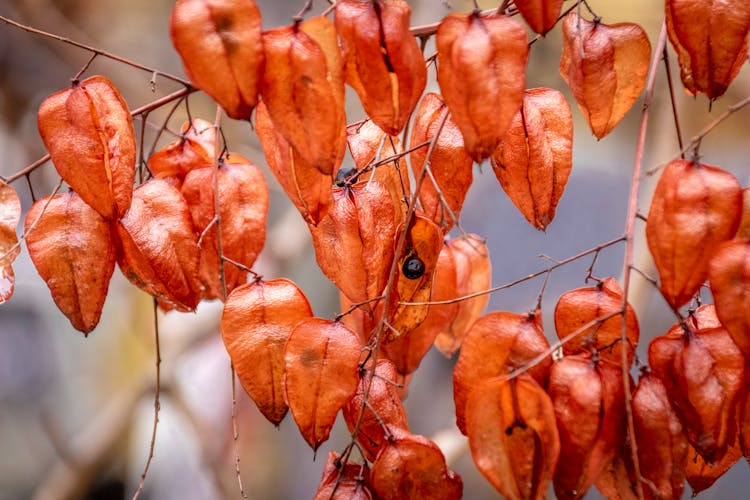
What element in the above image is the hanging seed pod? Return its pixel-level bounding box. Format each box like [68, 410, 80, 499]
[666, 0, 750, 99]
[25, 192, 116, 333]
[335, 0, 426, 135]
[560, 13, 651, 139]
[220, 279, 313, 425]
[514, 0, 565, 35]
[492, 87, 573, 230]
[0, 181, 21, 304]
[436, 12, 528, 162]
[646, 159, 742, 309]
[170, 0, 264, 119]
[38, 75, 136, 220]
[314, 452, 375, 500]
[709, 239, 750, 359]
[148, 118, 216, 181]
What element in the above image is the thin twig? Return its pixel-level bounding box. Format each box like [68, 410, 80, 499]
[661, 44, 684, 157]
[230, 365, 247, 498]
[131, 299, 162, 500]
[619, 21, 669, 500]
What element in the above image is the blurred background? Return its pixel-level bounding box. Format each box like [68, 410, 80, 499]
[1, 0, 749, 498]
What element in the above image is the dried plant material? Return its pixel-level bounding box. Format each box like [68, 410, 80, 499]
[182, 154, 269, 299]
[493, 87, 573, 230]
[170, 0, 263, 119]
[0, 181, 21, 304]
[736, 187, 750, 238]
[466, 375, 560, 500]
[148, 118, 216, 180]
[25, 193, 115, 333]
[453, 310, 551, 435]
[314, 452, 375, 500]
[436, 12, 528, 162]
[115, 179, 202, 311]
[371, 426, 463, 500]
[514, 0, 565, 35]
[284, 318, 362, 450]
[560, 13, 651, 139]
[549, 355, 625, 500]
[255, 101, 332, 226]
[343, 359, 409, 461]
[686, 433, 742, 495]
[409, 93, 472, 232]
[649, 314, 745, 463]
[381, 243, 458, 375]
[666, 0, 750, 99]
[38, 75, 136, 219]
[709, 239, 750, 358]
[646, 159, 742, 309]
[632, 373, 688, 500]
[335, 0, 426, 135]
[434, 234, 491, 356]
[554, 277, 639, 366]
[221, 278, 312, 425]
[310, 180, 398, 305]
[262, 16, 346, 174]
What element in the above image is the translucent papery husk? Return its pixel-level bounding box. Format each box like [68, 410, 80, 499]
[0, 181, 21, 304]
[709, 239, 750, 359]
[514, 0, 565, 35]
[148, 118, 216, 181]
[314, 452, 375, 500]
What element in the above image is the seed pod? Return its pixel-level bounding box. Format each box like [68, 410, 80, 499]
[181, 154, 269, 299]
[38, 75, 136, 220]
[709, 239, 750, 359]
[170, 0, 263, 119]
[314, 452, 375, 500]
[453, 310, 551, 435]
[466, 374, 560, 500]
[220, 279, 312, 425]
[284, 318, 362, 450]
[148, 118, 216, 181]
[514, 0, 565, 35]
[666, 0, 750, 99]
[115, 179, 202, 311]
[335, 0, 426, 135]
[0, 181, 21, 304]
[646, 159, 742, 309]
[648, 314, 745, 463]
[409, 93, 473, 232]
[436, 12, 528, 162]
[560, 13, 651, 139]
[492, 87, 573, 230]
[554, 277, 639, 366]
[686, 434, 743, 496]
[262, 16, 346, 175]
[25, 192, 115, 333]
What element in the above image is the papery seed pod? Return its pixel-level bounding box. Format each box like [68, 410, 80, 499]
[170, 0, 263, 119]
[335, 0, 426, 135]
[409, 93, 473, 232]
[554, 277, 639, 366]
[686, 433, 743, 495]
[148, 118, 216, 181]
[560, 13, 651, 139]
[284, 318, 362, 450]
[434, 234, 491, 356]
[380, 242, 459, 375]
[370, 425, 463, 500]
[262, 16, 346, 175]
[343, 359, 409, 461]
[255, 101, 333, 226]
[549, 355, 625, 500]
[453, 310, 551, 435]
[115, 179, 202, 311]
[632, 372, 688, 500]
[0, 181, 21, 304]
[646, 159, 742, 309]
[492, 87, 573, 230]
[220, 279, 312, 425]
[466, 374, 560, 500]
[314, 452, 375, 500]
[310, 180, 399, 305]
[25, 192, 115, 333]
[38, 75, 136, 220]
[736, 187, 750, 238]
[709, 239, 750, 359]
[514, 0, 565, 35]
[181, 154, 269, 299]
[436, 12, 528, 162]
[666, 0, 750, 99]
[649, 314, 745, 463]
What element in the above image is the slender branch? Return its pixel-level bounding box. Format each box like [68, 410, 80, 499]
[661, 43, 684, 157]
[230, 365, 247, 498]
[131, 299, 162, 500]
[0, 14, 191, 86]
[619, 21, 669, 500]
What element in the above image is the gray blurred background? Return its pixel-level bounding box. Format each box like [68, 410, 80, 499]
[1, 0, 749, 498]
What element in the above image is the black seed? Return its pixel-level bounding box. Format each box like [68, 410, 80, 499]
[335, 166, 356, 186]
[402, 255, 425, 280]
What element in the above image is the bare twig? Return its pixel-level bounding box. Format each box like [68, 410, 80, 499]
[230, 365, 247, 498]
